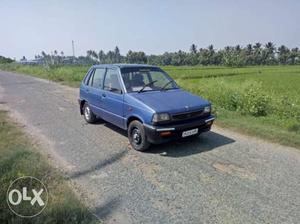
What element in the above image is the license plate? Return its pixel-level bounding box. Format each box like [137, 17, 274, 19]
[182, 128, 198, 137]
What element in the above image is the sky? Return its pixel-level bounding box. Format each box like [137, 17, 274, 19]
[0, 0, 299, 60]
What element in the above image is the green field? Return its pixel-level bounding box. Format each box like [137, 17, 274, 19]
[1, 63, 300, 148]
[0, 111, 99, 223]
[171, 66, 300, 147]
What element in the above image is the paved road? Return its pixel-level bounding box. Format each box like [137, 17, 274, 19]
[1, 71, 300, 224]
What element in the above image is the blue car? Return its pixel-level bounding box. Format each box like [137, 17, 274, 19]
[79, 64, 215, 151]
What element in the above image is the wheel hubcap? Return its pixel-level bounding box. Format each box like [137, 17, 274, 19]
[84, 106, 91, 120]
[132, 128, 141, 145]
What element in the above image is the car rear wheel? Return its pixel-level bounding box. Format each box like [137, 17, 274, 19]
[83, 102, 96, 123]
[128, 120, 150, 151]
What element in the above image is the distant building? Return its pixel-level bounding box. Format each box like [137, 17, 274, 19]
[18, 56, 43, 65]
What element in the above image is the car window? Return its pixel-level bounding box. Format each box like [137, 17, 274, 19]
[104, 69, 122, 94]
[136, 72, 150, 84]
[91, 68, 105, 88]
[83, 69, 92, 85]
[122, 71, 150, 91]
[85, 69, 94, 86]
[121, 67, 178, 92]
[87, 69, 95, 86]
[150, 71, 169, 88]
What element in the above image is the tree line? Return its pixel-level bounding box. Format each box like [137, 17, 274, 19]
[4, 42, 300, 67]
[85, 43, 300, 66]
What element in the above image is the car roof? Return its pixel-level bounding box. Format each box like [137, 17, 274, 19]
[91, 64, 159, 69]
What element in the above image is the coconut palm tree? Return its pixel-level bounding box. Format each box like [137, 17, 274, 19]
[98, 50, 105, 64]
[114, 46, 121, 63]
[190, 44, 197, 54]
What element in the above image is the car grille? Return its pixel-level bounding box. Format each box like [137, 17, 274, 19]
[172, 110, 205, 121]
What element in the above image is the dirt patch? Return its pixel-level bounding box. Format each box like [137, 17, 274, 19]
[213, 162, 256, 180]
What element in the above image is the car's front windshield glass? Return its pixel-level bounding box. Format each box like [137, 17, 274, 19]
[120, 67, 178, 93]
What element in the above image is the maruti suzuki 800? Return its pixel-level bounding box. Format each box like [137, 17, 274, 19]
[79, 64, 215, 151]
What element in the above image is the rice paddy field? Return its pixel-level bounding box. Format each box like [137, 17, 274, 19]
[1, 63, 300, 148]
[166, 66, 300, 147]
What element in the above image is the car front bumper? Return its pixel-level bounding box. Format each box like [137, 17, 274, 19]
[144, 115, 215, 144]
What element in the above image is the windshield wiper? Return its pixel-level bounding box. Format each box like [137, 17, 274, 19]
[160, 80, 175, 91]
[138, 80, 157, 93]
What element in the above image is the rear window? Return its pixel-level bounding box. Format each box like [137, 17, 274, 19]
[83, 69, 94, 85]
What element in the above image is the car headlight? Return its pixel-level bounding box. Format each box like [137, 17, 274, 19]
[152, 113, 170, 123]
[204, 106, 211, 113]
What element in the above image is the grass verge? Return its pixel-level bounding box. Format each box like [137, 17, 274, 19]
[214, 108, 300, 148]
[0, 110, 99, 223]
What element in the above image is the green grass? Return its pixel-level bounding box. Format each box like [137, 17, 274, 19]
[1, 63, 300, 148]
[0, 111, 99, 223]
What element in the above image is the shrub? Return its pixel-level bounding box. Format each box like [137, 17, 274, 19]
[198, 80, 271, 117]
[238, 81, 270, 116]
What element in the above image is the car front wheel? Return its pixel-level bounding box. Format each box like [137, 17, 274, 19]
[128, 120, 150, 151]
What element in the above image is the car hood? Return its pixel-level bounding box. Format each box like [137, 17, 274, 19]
[129, 89, 210, 113]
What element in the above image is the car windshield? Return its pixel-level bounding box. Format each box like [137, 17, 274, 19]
[120, 67, 178, 93]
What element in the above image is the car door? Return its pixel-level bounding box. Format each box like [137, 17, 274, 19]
[88, 68, 106, 117]
[102, 68, 125, 129]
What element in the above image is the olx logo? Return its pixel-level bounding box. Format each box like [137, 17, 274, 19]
[6, 176, 48, 218]
[8, 187, 45, 206]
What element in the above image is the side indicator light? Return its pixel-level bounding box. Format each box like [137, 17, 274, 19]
[160, 131, 172, 137]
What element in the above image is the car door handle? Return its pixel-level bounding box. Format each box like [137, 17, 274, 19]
[102, 93, 106, 97]
[85, 88, 89, 92]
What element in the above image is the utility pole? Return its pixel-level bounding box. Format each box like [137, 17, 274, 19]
[72, 40, 75, 63]
[51, 51, 54, 65]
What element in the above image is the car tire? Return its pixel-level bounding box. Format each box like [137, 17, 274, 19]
[128, 120, 150, 151]
[83, 102, 96, 123]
